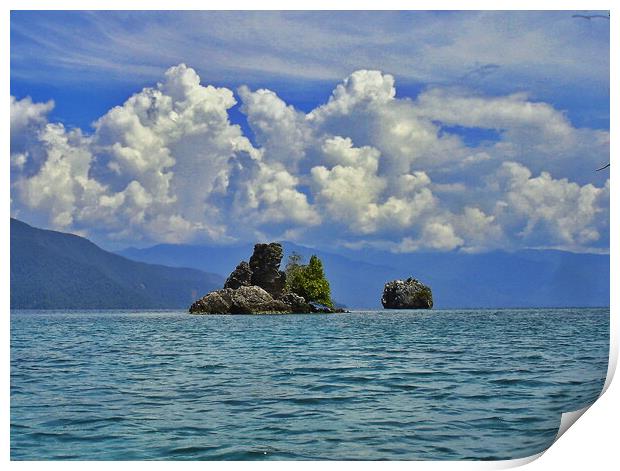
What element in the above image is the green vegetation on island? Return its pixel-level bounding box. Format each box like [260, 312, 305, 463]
[284, 252, 334, 308]
[189, 243, 343, 314]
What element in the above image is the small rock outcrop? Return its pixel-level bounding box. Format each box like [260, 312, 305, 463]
[309, 302, 340, 313]
[189, 242, 344, 315]
[279, 292, 311, 313]
[381, 277, 433, 309]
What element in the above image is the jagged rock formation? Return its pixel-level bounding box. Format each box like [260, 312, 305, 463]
[249, 243, 287, 298]
[224, 261, 252, 290]
[189, 242, 343, 314]
[381, 277, 433, 309]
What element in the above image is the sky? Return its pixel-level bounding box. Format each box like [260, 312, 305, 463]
[9, 10, 610, 253]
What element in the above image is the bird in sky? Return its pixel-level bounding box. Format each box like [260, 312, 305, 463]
[572, 13, 610, 20]
[596, 163, 610, 171]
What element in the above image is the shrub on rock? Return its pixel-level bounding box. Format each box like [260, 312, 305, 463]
[285, 254, 333, 308]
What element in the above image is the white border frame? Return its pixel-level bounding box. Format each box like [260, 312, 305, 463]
[2, 2, 616, 468]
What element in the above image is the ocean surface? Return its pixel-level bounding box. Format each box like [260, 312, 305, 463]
[11, 308, 609, 460]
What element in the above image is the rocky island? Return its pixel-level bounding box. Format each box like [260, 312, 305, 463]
[382, 277, 433, 309]
[189, 243, 345, 314]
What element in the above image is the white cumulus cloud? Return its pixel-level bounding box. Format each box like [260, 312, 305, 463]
[10, 64, 609, 253]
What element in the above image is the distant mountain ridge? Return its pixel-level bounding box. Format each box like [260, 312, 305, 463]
[10, 218, 224, 309]
[118, 241, 609, 309]
[10, 217, 608, 310]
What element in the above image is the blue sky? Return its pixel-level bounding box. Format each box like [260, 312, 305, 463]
[11, 11, 610, 130]
[10, 11, 610, 253]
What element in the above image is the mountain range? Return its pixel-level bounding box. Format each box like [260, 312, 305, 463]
[10, 217, 609, 309]
[118, 241, 610, 309]
[10, 218, 223, 309]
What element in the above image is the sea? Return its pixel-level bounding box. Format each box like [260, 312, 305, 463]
[10, 308, 609, 460]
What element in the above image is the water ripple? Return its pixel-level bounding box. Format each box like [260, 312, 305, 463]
[10, 308, 608, 460]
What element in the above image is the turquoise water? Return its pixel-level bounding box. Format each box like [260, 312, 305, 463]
[11, 308, 609, 460]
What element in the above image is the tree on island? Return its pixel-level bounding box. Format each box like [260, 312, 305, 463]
[285, 252, 334, 308]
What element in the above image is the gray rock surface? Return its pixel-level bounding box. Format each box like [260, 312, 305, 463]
[381, 277, 433, 309]
[223, 261, 252, 290]
[249, 243, 287, 298]
[190, 288, 235, 314]
[308, 301, 347, 313]
[278, 292, 311, 313]
[189, 286, 291, 314]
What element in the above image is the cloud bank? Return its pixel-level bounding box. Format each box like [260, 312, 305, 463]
[10, 65, 609, 253]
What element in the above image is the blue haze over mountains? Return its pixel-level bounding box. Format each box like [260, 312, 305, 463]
[10, 217, 609, 310]
[10, 218, 223, 309]
[118, 242, 609, 309]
